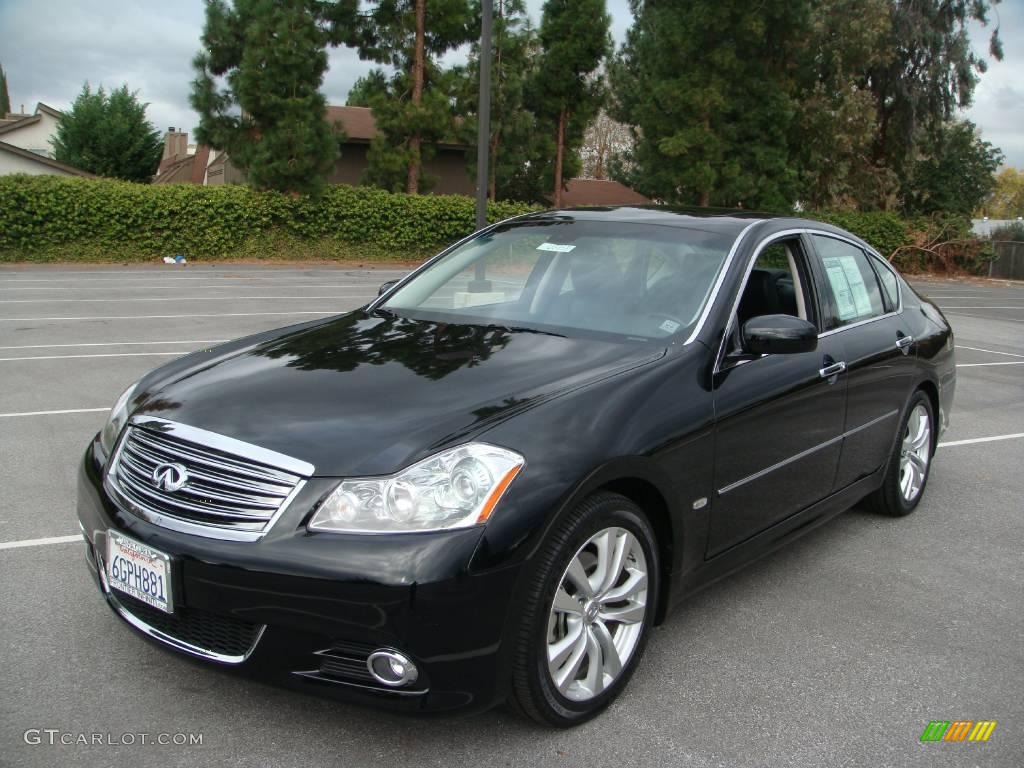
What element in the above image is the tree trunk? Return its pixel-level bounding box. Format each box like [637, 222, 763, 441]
[553, 108, 566, 207]
[698, 190, 710, 207]
[406, 0, 426, 195]
[489, 130, 499, 201]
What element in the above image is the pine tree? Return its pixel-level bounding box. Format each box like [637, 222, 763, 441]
[358, 0, 475, 194]
[191, 0, 360, 195]
[346, 70, 390, 106]
[869, 0, 1003, 183]
[613, 0, 807, 209]
[533, 0, 610, 207]
[52, 83, 163, 181]
[0, 64, 10, 117]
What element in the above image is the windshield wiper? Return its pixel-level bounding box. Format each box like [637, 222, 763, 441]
[485, 323, 566, 338]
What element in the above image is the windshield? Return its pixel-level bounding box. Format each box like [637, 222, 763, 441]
[381, 220, 735, 341]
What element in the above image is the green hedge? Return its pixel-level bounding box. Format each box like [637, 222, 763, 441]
[0, 175, 536, 262]
[0, 175, 989, 273]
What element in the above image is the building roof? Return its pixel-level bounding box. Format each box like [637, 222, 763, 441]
[327, 106, 377, 141]
[153, 153, 197, 184]
[0, 103, 64, 137]
[0, 114, 40, 136]
[325, 105, 468, 148]
[553, 178, 652, 207]
[0, 140, 95, 176]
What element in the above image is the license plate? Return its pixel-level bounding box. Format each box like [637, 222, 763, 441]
[106, 532, 173, 613]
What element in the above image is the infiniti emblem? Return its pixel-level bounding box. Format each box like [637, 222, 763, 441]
[152, 462, 189, 492]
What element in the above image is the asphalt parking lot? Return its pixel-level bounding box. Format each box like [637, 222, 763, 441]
[0, 265, 1021, 768]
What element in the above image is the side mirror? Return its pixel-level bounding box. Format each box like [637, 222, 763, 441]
[741, 314, 818, 355]
[378, 280, 399, 297]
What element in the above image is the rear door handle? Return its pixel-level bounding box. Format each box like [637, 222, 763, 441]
[819, 361, 847, 379]
[896, 335, 914, 353]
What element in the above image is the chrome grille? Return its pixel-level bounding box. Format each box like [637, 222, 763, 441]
[108, 417, 312, 541]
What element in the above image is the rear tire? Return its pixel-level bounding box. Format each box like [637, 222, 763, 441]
[867, 390, 934, 517]
[507, 492, 659, 727]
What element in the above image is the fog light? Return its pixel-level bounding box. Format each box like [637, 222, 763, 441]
[366, 649, 418, 687]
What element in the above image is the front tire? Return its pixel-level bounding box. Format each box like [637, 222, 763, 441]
[508, 492, 658, 727]
[867, 390, 934, 517]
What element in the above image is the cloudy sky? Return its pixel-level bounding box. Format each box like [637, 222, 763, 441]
[1, 0, 1020, 166]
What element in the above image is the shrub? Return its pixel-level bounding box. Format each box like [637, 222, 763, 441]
[0, 175, 536, 262]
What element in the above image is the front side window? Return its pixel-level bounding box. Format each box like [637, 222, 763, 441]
[382, 221, 736, 341]
[812, 235, 886, 328]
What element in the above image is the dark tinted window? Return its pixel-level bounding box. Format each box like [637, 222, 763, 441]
[871, 256, 900, 312]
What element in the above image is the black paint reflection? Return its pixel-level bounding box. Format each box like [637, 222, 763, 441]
[254, 314, 511, 380]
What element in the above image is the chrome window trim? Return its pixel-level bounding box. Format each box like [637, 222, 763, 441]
[718, 409, 899, 495]
[104, 416, 313, 543]
[712, 227, 811, 373]
[683, 220, 760, 345]
[817, 309, 902, 338]
[808, 232, 904, 336]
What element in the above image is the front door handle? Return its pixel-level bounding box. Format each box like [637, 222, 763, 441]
[819, 361, 847, 380]
[896, 335, 914, 354]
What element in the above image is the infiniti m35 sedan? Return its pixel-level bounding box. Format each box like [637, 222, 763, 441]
[78, 207, 954, 726]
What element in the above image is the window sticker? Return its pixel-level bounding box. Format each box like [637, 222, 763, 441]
[659, 319, 680, 334]
[536, 242, 576, 253]
[822, 255, 872, 321]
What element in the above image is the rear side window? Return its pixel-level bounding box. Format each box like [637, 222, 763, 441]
[812, 235, 886, 327]
[870, 257, 900, 312]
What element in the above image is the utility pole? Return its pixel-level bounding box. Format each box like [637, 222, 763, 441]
[474, 0, 493, 231]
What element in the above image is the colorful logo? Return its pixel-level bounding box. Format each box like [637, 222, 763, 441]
[920, 721, 997, 742]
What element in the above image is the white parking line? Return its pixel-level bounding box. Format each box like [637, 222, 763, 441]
[0, 311, 338, 321]
[0, 535, 82, 551]
[955, 361, 1024, 368]
[0, 340, 228, 350]
[0, 352, 186, 362]
[0, 294, 368, 304]
[956, 345, 1024, 359]
[0, 408, 108, 418]
[939, 433, 1024, 448]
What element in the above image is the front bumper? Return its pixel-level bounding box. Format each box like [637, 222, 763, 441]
[77, 437, 522, 714]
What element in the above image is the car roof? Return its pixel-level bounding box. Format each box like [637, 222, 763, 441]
[513, 206, 874, 253]
[516, 205, 777, 237]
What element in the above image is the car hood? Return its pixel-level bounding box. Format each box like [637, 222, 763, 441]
[132, 311, 664, 477]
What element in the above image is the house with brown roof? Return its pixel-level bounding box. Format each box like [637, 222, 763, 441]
[153, 127, 215, 185]
[550, 178, 651, 208]
[0, 102, 63, 158]
[0, 102, 93, 177]
[158, 106, 474, 195]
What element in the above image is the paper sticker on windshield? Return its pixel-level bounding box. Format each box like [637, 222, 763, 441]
[537, 242, 576, 253]
[659, 319, 680, 334]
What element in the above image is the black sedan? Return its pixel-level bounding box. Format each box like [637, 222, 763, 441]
[77, 207, 955, 726]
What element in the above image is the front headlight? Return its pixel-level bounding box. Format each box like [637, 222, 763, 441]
[309, 443, 525, 534]
[99, 382, 139, 457]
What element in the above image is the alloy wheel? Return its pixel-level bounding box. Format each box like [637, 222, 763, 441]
[899, 403, 931, 502]
[546, 526, 649, 702]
